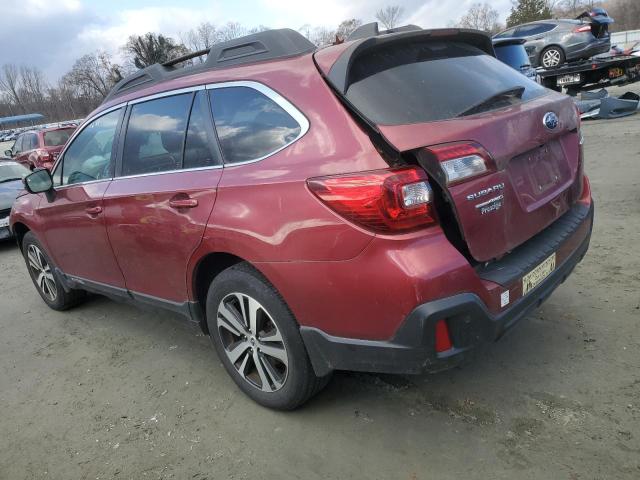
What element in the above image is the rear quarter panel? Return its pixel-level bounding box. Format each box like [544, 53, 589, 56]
[192, 55, 389, 265]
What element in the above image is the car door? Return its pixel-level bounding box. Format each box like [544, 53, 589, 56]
[103, 89, 223, 305]
[36, 107, 128, 289]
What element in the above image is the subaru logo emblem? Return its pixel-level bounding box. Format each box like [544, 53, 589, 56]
[543, 112, 559, 130]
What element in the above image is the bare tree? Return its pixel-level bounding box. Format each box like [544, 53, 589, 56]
[605, 0, 640, 31]
[217, 22, 247, 42]
[375, 5, 404, 29]
[64, 52, 123, 98]
[0, 64, 24, 113]
[184, 22, 218, 62]
[458, 2, 503, 34]
[336, 18, 363, 41]
[310, 26, 336, 47]
[20, 66, 48, 108]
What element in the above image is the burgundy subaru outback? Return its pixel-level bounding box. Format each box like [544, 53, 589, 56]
[11, 25, 593, 409]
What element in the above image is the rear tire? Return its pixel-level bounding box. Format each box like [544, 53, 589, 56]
[206, 263, 331, 410]
[540, 46, 565, 68]
[22, 231, 85, 311]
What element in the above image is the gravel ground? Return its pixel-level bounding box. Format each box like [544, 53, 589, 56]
[1, 87, 639, 480]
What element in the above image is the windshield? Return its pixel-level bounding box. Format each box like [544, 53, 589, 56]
[44, 128, 75, 147]
[0, 163, 30, 182]
[345, 41, 546, 125]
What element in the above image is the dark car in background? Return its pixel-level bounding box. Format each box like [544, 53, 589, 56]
[493, 38, 538, 81]
[5, 126, 76, 171]
[0, 160, 29, 240]
[494, 9, 613, 68]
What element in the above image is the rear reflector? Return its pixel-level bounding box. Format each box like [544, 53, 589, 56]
[307, 167, 436, 234]
[435, 319, 453, 353]
[425, 142, 492, 185]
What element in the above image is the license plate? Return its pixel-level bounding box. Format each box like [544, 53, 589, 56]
[522, 253, 556, 295]
[609, 67, 624, 78]
[557, 73, 582, 86]
[0, 217, 9, 228]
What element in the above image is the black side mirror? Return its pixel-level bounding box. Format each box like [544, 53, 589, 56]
[4, 149, 12, 157]
[24, 169, 54, 199]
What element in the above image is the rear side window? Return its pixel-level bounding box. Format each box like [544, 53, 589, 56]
[345, 41, 546, 125]
[184, 90, 222, 169]
[14, 135, 23, 153]
[516, 24, 555, 36]
[122, 94, 191, 176]
[209, 86, 301, 164]
[494, 28, 516, 39]
[44, 128, 74, 147]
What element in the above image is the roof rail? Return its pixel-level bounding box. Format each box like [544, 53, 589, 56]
[102, 28, 315, 104]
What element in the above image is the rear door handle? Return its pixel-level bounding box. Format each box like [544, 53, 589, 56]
[169, 197, 198, 209]
[86, 206, 102, 215]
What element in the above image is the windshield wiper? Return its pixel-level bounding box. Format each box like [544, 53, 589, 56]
[458, 86, 526, 117]
[0, 177, 22, 184]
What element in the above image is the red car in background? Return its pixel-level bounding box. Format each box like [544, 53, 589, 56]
[4, 126, 76, 171]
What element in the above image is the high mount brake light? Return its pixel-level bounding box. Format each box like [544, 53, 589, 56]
[425, 142, 492, 185]
[307, 167, 436, 234]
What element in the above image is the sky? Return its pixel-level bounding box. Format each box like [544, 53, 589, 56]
[0, 0, 513, 82]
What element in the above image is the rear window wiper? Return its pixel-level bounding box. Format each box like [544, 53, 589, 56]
[458, 86, 526, 117]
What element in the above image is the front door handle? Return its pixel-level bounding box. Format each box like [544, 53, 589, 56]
[169, 197, 198, 209]
[86, 206, 102, 215]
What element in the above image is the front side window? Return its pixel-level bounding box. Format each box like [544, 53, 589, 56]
[61, 108, 121, 186]
[209, 86, 302, 164]
[13, 135, 24, 154]
[122, 93, 191, 176]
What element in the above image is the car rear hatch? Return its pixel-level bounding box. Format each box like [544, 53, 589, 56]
[314, 28, 584, 262]
[576, 9, 613, 41]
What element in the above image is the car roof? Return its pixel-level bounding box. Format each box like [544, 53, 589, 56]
[40, 125, 76, 133]
[102, 28, 315, 105]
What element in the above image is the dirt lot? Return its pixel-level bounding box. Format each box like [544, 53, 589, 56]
[1, 90, 639, 480]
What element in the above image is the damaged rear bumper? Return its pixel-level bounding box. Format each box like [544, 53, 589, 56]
[301, 202, 594, 377]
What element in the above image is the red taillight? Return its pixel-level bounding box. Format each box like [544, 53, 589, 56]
[435, 319, 453, 353]
[36, 149, 51, 161]
[574, 25, 592, 33]
[424, 142, 492, 185]
[307, 167, 437, 234]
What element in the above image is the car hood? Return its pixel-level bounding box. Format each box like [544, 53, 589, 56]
[0, 179, 24, 210]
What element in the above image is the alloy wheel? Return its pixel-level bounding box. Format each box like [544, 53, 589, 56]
[27, 244, 57, 302]
[542, 49, 561, 68]
[216, 292, 289, 392]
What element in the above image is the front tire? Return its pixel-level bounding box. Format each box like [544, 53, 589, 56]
[206, 263, 330, 410]
[22, 231, 85, 311]
[540, 46, 565, 68]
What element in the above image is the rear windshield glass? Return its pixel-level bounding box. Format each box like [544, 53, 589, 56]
[44, 128, 75, 147]
[493, 43, 531, 69]
[345, 41, 546, 125]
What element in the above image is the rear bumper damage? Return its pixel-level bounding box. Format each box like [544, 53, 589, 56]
[301, 202, 593, 377]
